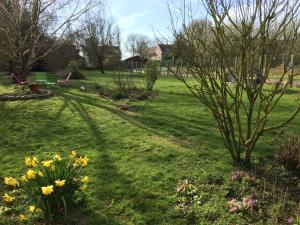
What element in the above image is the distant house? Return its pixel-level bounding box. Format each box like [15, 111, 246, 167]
[147, 44, 174, 61]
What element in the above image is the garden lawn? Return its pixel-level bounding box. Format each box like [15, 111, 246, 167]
[0, 72, 299, 224]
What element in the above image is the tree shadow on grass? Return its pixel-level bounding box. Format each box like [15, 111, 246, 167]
[284, 88, 300, 95]
[62, 90, 298, 164]
[54, 91, 236, 181]
[0, 98, 73, 157]
[66, 98, 174, 225]
[62, 91, 225, 149]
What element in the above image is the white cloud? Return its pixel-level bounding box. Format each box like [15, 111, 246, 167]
[117, 13, 144, 29]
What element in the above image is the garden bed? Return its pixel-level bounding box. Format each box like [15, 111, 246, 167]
[0, 89, 53, 101]
[97, 85, 157, 101]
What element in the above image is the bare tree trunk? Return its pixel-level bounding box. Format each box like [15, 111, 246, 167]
[100, 60, 104, 74]
[289, 54, 295, 87]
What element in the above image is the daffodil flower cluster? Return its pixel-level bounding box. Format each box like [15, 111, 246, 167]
[74, 155, 89, 167]
[1, 150, 90, 223]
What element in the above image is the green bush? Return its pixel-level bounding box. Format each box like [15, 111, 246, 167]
[68, 61, 85, 79]
[112, 91, 128, 100]
[144, 61, 160, 91]
[1, 151, 89, 224]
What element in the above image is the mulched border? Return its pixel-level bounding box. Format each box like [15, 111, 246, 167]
[0, 90, 53, 101]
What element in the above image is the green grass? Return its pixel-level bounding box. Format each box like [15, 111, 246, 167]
[0, 72, 299, 224]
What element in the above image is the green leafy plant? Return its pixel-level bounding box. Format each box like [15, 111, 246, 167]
[175, 179, 203, 220]
[1, 150, 89, 224]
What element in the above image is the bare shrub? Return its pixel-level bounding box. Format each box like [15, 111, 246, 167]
[277, 132, 300, 171]
[144, 61, 160, 91]
[168, 0, 300, 165]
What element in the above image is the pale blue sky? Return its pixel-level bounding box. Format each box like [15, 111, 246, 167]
[106, 0, 203, 58]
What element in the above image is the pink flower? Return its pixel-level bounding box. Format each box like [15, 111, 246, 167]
[244, 196, 256, 207]
[59, 207, 64, 213]
[287, 217, 293, 224]
[231, 170, 246, 181]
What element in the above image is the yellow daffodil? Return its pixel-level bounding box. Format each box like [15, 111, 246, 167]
[74, 156, 89, 167]
[80, 185, 88, 190]
[29, 205, 36, 213]
[2, 193, 14, 203]
[55, 179, 66, 187]
[38, 171, 44, 177]
[82, 156, 89, 166]
[32, 157, 38, 166]
[81, 176, 89, 183]
[71, 150, 77, 158]
[50, 166, 55, 171]
[24, 157, 38, 167]
[24, 157, 31, 166]
[19, 214, 27, 221]
[54, 154, 62, 161]
[4, 177, 19, 188]
[41, 185, 54, 196]
[42, 160, 53, 168]
[20, 175, 28, 183]
[26, 170, 36, 180]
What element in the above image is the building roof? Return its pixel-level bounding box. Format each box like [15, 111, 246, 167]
[158, 44, 173, 53]
[122, 55, 148, 63]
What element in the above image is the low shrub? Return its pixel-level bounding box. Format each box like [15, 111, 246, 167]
[276, 132, 300, 171]
[114, 75, 135, 94]
[1, 150, 89, 224]
[144, 61, 160, 91]
[112, 91, 128, 100]
[228, 169, 299, 224]
[68, 61, 85, 79]
[112, 75, 136, 100]
[97, 75, 156, 101]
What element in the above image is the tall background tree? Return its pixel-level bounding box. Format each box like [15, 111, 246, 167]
[126, 33, 153, 57]
[169, 0, 300, 165]
[0, 0, 98, 81]
[173, 19, 212, 63]
[80, 12, 121, 73]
